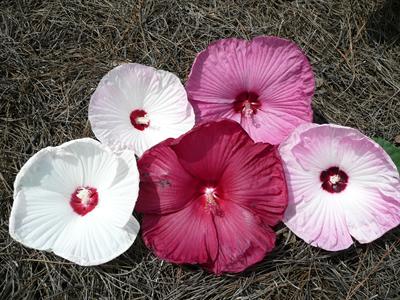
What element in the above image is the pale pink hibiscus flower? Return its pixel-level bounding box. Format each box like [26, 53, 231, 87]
[89, 63, 195, 157]
[279, 123, 400, 251]
[186, 36, 315, 145]
[135, 120, 288, 274]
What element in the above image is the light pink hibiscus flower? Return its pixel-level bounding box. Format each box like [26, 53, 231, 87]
[279, 123, 400, 251]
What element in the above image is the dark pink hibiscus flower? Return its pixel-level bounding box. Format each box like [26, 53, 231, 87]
[135, 120, 288, 274]
[186, 36, 315, 145]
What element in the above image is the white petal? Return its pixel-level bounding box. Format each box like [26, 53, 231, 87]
[53, 216, 139, 266]
[284, 189, 353, 251]
[10, 138, 140, 265]
[89, 63, 195, 157]
[341, 183, 400, 244]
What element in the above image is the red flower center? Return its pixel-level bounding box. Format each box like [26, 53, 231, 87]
[130, 109, 150, 131]
[201, 185, 224, 216]
[70, 186, 99, 216]
[320, 166, 349, 193]
[233, 91, 261, 116]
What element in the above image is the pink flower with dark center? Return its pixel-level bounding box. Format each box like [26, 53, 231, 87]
[135, 120, 288, 274]
[186, 36, 315, 145]
[279, 123, 400, 251]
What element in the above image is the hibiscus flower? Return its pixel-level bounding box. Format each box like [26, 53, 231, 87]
[89, 63, 195, 157]
[279, 123, 400, 251]
[135, 120, 288, 274]
[186, 36, 315, 145]
[9, 138, 140, 266]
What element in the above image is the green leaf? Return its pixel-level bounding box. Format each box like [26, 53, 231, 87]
[373, 137, 400, 173]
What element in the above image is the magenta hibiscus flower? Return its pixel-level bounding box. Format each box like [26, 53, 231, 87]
[135, 120, 288, 274]
[279, 123, 400, 251]
[186, 36, 315, 145]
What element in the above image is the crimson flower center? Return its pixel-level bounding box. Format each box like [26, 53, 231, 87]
[320, 166, 349, 193]
[130, 109, 150, 131]
[233, 91, 261, 116]
[70, 186, 99, 216]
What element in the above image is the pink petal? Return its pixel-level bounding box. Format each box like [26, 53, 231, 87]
[280, 123, 400, 251]
[240, 108, 308, 144]
[187, 38, 248, 104]
[186, 36, 314, 144]
[170, 120, 254, 181]
[220, 142, 288, 226]
[135, 140, 200, 215]
[203, 201, 276, 274]
[141, 199, 218, 265]
[192, 102, 241, 124]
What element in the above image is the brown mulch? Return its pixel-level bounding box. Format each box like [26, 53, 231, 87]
[1, 0, 399, 299]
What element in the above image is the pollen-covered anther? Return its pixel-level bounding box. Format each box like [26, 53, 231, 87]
[77, 187, 92, 206]
[130, 109, 150, 131]
[242, 101, 254, 117]
[135, 114, 150, 125]
[329, 174, 341, 185]
[204, 187, 217, 205]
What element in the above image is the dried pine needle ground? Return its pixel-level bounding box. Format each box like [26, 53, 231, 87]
[1, 0, 399, 299]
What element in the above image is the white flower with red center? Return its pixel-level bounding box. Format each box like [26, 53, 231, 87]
[89, 63, 195, 157]
[279, 123, 400, 251]
[9, 138, 140, 266]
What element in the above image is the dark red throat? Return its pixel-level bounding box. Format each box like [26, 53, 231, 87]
[70, 186, 99, 216]
[233, 91, 261, 114]
[320, 166, 348, 193]
[130, 109, 150, 131]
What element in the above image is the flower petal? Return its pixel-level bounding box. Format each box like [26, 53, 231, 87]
[220, 143, 287, 226]
[55, 216, 139, 266]
[135, 140, 200, 215]
[342, 185, 400, 244]
[170, 120, 253, 181]
[203, 201, 276, 274]
[283, 189, 354, 251]
[9, 138, 140, 265]
[186, 38, 248, 104]
[89, 63, 195, 157]
[240, 108, 310, 144]
[335, 132, 400, 243]
[141, 199, 218, 265]
[280, 123, 400, 250]
[186, 36, 314, 144]
[138, 120, 288, 273]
